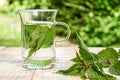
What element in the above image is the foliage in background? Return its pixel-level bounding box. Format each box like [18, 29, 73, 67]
[0, 0, 120, 47]
[0, 15, 21, 47]
[50, 0, 120, 47]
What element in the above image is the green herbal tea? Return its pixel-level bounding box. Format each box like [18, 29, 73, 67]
[22, 22, 55, 68]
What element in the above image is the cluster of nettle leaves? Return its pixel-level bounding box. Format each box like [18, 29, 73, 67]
[58, 33, 120, 80]
[23, 24, 55, 59]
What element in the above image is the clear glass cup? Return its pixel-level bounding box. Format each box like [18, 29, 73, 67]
[18, 9, 70, 69]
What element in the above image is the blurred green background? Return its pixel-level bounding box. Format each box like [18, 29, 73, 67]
[0, 0, 120, 47]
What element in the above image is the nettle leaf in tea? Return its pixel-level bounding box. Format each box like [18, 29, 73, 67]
[22, 23, 55, 59]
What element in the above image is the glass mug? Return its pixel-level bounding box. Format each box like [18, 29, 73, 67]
[18, 9, 70, 69]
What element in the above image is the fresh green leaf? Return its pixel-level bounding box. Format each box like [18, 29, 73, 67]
[105, 75, 117, 80]
[94, 64, 116, 80]
[31, 26, 41, 40]
[71, 51, 83, 63]
[27, 47, 37, 58]
[40, 27, 55, 48]
[88, 63, 116, 80]
[98, 48, 118, 67]
[79, 68, 87, 80]
[94, 62, 103, 71]
[22, 24, 55, 64]
[57, 63, 88, 79]
[76, 32, 94, 64]
[36, 30, 48, 50]
[57, 64, 80, 76]
[79, 47, 94, 64]
[91, 52, 99, 61]
[76, 32, 89, 51]
[57, 32, 118, 80]
[88, 66, 105, 80]
[109, 60, 120, 75]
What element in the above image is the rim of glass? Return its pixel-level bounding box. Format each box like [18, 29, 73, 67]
[18, 9, 58, 12]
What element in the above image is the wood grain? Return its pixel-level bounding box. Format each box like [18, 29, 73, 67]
[0, 47, 119, 80]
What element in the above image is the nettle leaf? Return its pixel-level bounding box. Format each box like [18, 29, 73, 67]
[105, 75, 117, 80]
[23, 24, 55, 62]
[31, 25, 40, 40]
[41, 27, 55, 48]
[23, 26, 32, 48]
[57, 63, 88, 79]
[94, 62, 103, 71]
[109, 60, 120, 75]
[76, 33, 94, 64]
[71, 51, 83, 63]
[57, 64, 80, 76]
[76, 33, 89, 51]
[88, 66, 105, 80]
[27, 26, 49, 58]
[91, 52, 99, 61]
[79, 68, 87, 80]
[27, 47, 36, 59]
[98, 48, 118, 67]
[88, 63, 116, 80]
[36, 31, 48, 50]
[57, 32, 118, 80]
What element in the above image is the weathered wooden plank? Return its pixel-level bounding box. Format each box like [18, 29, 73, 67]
[30, 47, 80, 80]
[0, 47, 81, 80]
[32, 61, 82, 80]
[55, 47, 77, 61]
[0, 47, 34, 80]
[0, 47, 119, 80]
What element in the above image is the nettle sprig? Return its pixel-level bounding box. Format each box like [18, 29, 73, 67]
[57, 33, 120, 80]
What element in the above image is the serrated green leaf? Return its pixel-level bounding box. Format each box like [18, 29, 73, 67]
[94, 62, 103, 71]
[23, 24, 55, 66]
[27, 47, 36, 58]
[98, 48, 118, 67]
[26, 26, 49, 58]
[31, 26, 41, 40]
[36, 31, 48, 50]
[40, 27, 55, 48]
[91, 52, 99, 61]
[88, 64, 116, 80]
[79, 68, 87, 79]
[76, 32, 94, 64]
[98, 48, 118, 61]
[80, 47, 94, 64]
[57, 32, 118, 80]
[105, 75, 117, 80]
[71, 50, 83, 63]
[109, 60, 120, 75]
[57, 64, 80, 76]
[88, 66, 103, 80]
[76, 32, 89, 51]
[71, 57, 80, 62]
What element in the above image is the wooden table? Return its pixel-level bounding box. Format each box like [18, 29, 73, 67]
[0, 47, 120, 80]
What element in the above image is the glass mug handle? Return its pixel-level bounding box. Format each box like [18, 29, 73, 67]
[55, 22, 71, 42]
